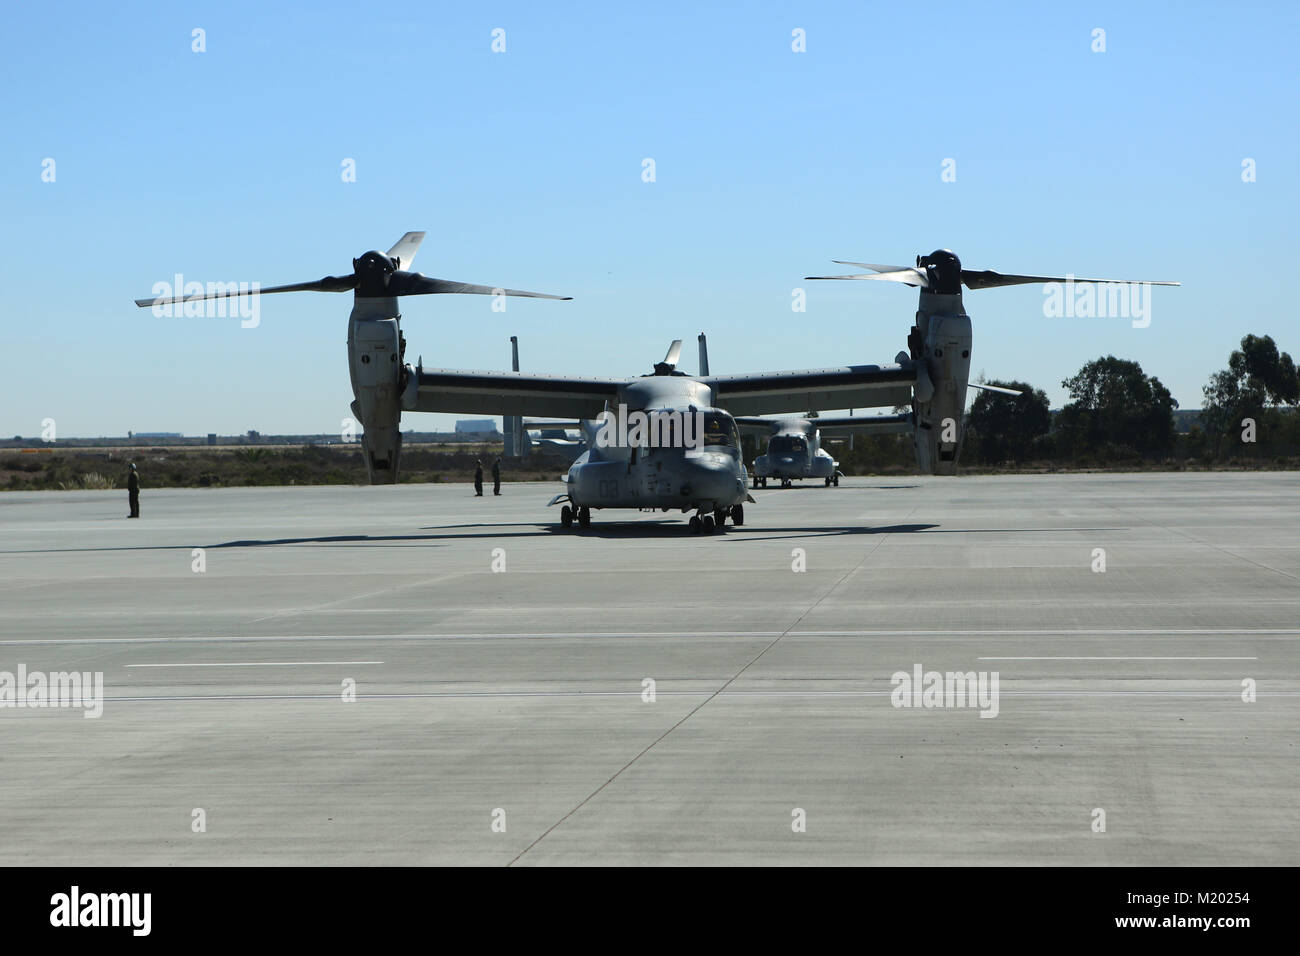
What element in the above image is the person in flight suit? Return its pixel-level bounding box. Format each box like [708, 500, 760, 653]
[127, 462, 140, 518]
[492, 458, 501, 496]
[473, 459, 484, 496]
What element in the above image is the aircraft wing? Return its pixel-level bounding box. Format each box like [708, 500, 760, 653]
[733, 417, 780, 435]
[704, 363, 916, 416]
[523, 419, 585, 432]
[812, 413, 913, 435]
[410, 369, 621, 419]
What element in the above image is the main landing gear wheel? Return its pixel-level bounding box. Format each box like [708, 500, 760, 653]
[833, 475, 840, 487]
[560, 505, 573, 528]
[824, 477, 831, 487]
[751, 476, 759, 489]
[732, 504, 744, 526]
[713, 508, 727, 530]
[689, 515, 702, 534]
[781, 478, 792, 489]
[578, 506, 591, 529]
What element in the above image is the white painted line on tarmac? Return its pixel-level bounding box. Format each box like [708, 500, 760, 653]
[126, 661, 385, 668]
[64, 690, 1300, 704]
[977, 656, 1259, 661]
[5, 628, 1300, 647]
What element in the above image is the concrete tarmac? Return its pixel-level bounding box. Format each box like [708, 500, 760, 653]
[1, 472, 1297, 865]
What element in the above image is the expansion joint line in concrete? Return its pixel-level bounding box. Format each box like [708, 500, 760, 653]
[1095, 497, 1299, 584]
[506, 506, 913, 865]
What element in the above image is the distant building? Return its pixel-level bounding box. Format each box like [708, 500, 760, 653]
[133, 432, 183, 438]
[455, 419, 499, 435]
[207, 433, 217, 445]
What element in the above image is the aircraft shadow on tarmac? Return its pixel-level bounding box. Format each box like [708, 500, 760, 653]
[754, 484, 921, 491]
[541, 521, 942, 539]
[0, 524, 1126, 553]
[208, 521, 1132, 543]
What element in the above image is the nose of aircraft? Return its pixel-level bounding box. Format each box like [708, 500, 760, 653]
[684, 455, 739, 502]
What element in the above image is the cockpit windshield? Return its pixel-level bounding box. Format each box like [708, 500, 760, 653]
[769, 436, 807, 454]
[702, 411, 739, 448]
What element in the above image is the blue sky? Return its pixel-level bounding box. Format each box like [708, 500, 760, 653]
[2, 0, 1296, 436]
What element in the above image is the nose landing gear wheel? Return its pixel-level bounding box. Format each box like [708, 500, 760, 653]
[560, 505, 573, 528]
[833, 475, 840, 486]
[731, 504, 744, 526]
[713, 509, 727, 530]
[824, 477, 831, 487]
[578, 506, 591, 529]
[689, 515, 701, 534]
[701, 514, 716, 533]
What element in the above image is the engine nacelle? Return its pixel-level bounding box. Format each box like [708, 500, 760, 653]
[348, 301, 404, 483]
[911, 294, 972, 476]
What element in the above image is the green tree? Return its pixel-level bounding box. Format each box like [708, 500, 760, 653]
[965, 380, 1050, 463]
[1056, 356, 1178, 458]
[1201, 334, 1299, 454]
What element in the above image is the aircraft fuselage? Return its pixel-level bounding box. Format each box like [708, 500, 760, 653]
[559, 374, 749, 518]
[752, 419, 837, 483]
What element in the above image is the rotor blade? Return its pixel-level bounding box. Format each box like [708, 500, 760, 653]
[134, 274, 356, 308]
[969, 382, 1024, 397]
[663, 339, 683, 369]
[831, 260, 911, 273]
[961, 270, 1180, 290]
[806, 267, 928, 287]
[387, 273, 572, 299]
[386, 231, 426, 271]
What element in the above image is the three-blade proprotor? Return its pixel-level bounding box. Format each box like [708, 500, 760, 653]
[806, 250, 1179, 293]
[134, 233, 572, 308]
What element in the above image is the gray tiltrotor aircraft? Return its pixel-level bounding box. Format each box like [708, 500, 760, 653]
[134, 239, 1175, 527]
[472, 338, 758, 533]
[411, 330, 934, 532]
[744, 413, 911, 488]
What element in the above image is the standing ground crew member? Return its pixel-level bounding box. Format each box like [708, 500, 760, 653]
[474, 459, 484, 496]
[127, 462, 140, 518]
[492, 458, 501, 496]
